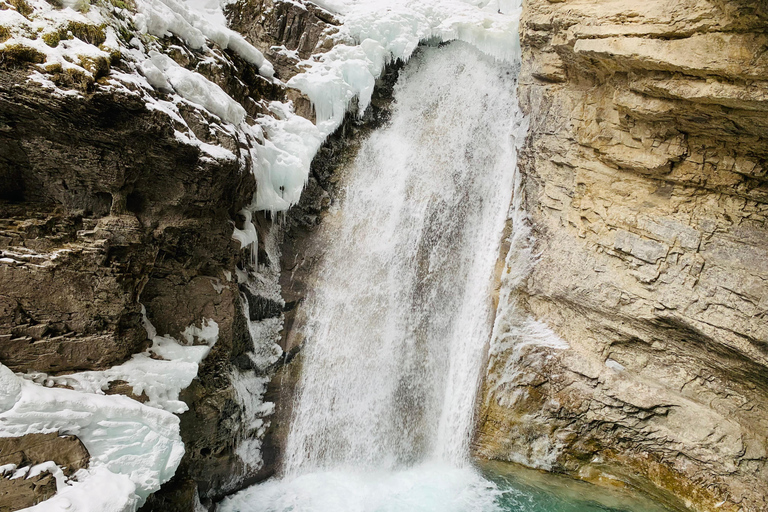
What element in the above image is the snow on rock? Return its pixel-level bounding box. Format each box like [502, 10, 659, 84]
[252, 0, 522, 211]
[135, 0, 274, 77]
[0, 310, 219, 510]
[141, 51, 247, 124]
[0, 369, 184, 510]
[23, 467, 139, 512]
[0, 363, 22, 413]
[23, 307, 218, 414]
[1, 0, 522, 215]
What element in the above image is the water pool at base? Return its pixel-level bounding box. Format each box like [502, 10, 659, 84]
[219, 461, 677, 512]
[482, 461, 677, 512]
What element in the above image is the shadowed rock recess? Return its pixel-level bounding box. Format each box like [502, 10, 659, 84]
[474, 1, 768, 511]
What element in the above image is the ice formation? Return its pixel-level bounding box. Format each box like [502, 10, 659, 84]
[0, 311, 218, 511]
[0, 0, 522, 214]
[254, 0, 523, 211]
[23, 308, 218, 414]
[0, 364, 183, 511]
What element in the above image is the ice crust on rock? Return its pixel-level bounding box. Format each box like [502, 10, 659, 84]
[255, 0, 523, 212]
[251, 102, 326, 212]
[0, 363, 22, 413]
[0, 370, 184, 511]
[290, 0, 522, 132]
[0, 310, 219, 511]
[23, 308, 218, 415]
[0, 0, 522, 214]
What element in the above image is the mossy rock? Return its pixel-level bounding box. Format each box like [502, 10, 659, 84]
[9, 0, 33, 17]
[42, 22, 106, 49]
[51, 66, 95, 91]
[65, 21, 106, 46]
[106, 0, 135, 10]
[79, 55, 110, 80]
[42, 31, 60, 47]
[0, 44, 46, 67]
[96, 44, 122, 65]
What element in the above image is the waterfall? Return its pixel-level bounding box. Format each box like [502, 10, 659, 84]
[284, 41, 521, 474]
[220, 39, 524, 512]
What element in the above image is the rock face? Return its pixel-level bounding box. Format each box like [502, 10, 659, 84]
[0, 433, 89, 511]
[475, 1, 768, 511]
[0, 6, 291, 510]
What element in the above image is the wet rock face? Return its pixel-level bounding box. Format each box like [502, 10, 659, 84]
[476, 1, 768, 511]
[0, 433, 89, 511]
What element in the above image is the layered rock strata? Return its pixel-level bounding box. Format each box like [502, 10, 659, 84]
[475, 1, 768, 511]
[0, 0, 328, 507]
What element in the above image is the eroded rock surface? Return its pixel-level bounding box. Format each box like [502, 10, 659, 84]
[475, 1, 768, 511]
[0, 433, 89, 511]
[0, 2, 294, 507]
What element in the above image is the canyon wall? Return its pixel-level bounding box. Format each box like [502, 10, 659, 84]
[0, 55, 261, 510]
[0, 0, 335, 508]
[475, 1, 768, 511]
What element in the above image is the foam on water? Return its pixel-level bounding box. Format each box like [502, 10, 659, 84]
[220, 464, 503, 512]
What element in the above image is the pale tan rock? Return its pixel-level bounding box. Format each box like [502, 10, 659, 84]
[475, 0, 768, 511]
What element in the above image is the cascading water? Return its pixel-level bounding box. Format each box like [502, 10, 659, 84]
[220, 27, 675, 512]
[283, 41, 521, 474]
[220, 41, 525, 512]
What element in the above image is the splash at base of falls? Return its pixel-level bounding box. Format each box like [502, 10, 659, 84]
[218, 462, 675, 512]
[219, 464, 501, 512]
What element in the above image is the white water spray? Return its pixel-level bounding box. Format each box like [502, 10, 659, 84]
[220, 40, 524, 512]
[284, 41, 521, 473]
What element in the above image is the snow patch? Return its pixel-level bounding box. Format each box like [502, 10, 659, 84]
[23, 308, 217, 414]
[0, 370, 184, 509]
[0, 308, 219, 510]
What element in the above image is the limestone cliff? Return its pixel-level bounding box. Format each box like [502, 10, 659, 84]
[475, 1, 768, 511]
